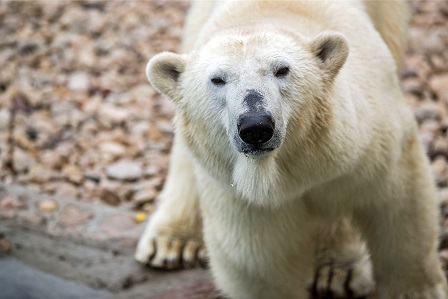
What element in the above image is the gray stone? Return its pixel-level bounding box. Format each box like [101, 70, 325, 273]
[68, 72, 89, 92]
[106, 160, 143, 181]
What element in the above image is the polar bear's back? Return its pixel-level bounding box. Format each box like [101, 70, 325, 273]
[182, 0, 409, 72]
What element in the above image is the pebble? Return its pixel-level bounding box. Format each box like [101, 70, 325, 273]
[143, 165, 160, 177]
[23, 214, 47, 226]
[13, 148, 37, 173]
[37, 199, 58, 213]
[100, 189, 121, 206]
[414, 102, 442, 123]
[429, 74, 448, 103]
[106, 160, 143, 181]
[0, 196, 26, 210]
[99, 141, 126, 157]
[142, 202, 155, 214]
[68, 72, 89, 92]
[424, 32, 445, 54]
[440, 249, 448, 268]
[98, 103, 130, 125]
[0, 239, 12, 253]
[62, 164, 84, 185]
[26, 165, 55, 184]
[132, 188, 157, 205]
[55, 182, 79, 198]
[0, 108, 10, 130]
[58, 205, 93, 227]
[130, 122, 150, 137]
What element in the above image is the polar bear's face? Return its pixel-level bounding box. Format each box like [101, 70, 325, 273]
[147, 29, 348, 159]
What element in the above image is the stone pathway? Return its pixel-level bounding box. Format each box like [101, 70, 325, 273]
[0, 183, 219, 299]
[0, 258, 111, 299]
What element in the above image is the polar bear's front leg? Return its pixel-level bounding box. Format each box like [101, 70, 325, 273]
[309, 218, 375, 298]
[353, 172, 448, 298]
[135, 133, 206, 269]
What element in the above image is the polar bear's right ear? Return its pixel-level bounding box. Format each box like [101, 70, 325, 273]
[146, 52, 187, 102]
[308, 32, 349, 82]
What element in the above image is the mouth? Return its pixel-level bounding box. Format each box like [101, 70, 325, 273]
[242, 147, 275, 157]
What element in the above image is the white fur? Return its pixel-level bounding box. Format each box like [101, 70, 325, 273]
[136, 0, 448, 298]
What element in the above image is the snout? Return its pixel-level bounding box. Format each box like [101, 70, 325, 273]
[238, 113, 275, 145]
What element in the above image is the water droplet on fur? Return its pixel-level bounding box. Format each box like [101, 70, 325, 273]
[231, 183, 234, 187]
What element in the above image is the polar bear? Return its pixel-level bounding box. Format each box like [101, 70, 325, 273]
[136, 0, 448, 298]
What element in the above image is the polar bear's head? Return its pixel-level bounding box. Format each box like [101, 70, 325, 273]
[147, 28, 349, 205]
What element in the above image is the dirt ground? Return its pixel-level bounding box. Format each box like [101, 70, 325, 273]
[0, 0, 447, 296]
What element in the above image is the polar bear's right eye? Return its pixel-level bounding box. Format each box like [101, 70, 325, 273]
[275, 66, 290, 77]
[211, 77, 226, 86]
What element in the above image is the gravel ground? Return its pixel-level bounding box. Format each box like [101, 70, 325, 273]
[0, 0, 448, 270]
[0, 1, 188, 215]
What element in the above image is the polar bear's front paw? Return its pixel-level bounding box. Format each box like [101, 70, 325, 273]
[309, 260, 375, 299]
[135, 234, 207, 270]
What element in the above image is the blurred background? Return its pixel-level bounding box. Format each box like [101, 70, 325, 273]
[0, 0, 447, 298]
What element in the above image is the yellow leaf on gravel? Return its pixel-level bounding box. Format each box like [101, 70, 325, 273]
[135, 212, 147, 223]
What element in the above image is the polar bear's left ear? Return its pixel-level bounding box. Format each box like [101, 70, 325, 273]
[146, 52, 187, 103]
[308, 32, 349, 81]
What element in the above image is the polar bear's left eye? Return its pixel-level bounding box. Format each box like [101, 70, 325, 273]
[275, 67, 290, 77]
[211, 77, 226, 86]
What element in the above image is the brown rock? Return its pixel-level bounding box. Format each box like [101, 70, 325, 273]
[14, 148, 37, 173]
[0, 239, 12, 253]
[106, 160, 143, 181]
[26, 165, 56, 184]
[404, 54, 431, 81]
[433, 137, 448, 156]
[58, 204, 93, 227]
[130, 122, 150, 137]
[438, 188, 448, 206]
[429, 74, 448, 103]
[143, 165, 160, 177]
[429, 54, 448, 73]
[98, 103, 130, 125]
[414, 102, 442, 123]
[23, 214, 47, 226]
[424, 32, 445, 54]
[62, 164, 84, 185]
[100, 189, 121, 206]
[37, 199, 58, 213]
[142, 202, 155, 214]
[55, 183, 79, 198]
[0, 196, 26, 210]
[99, 141, 126, 159]
[133, 188, 157, 206]
[440, 250, 448, 270]
[40, 151, 64, 170]
[420, 119, 440, 136]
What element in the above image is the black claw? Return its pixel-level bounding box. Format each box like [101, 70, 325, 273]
[309, 266, 320, 298]
[165, 258, 181, 270]
[344, 268, 354, 299]
[146, 239, 157, 267]
[325, 262, 335, 298]
[198, 257, 209, 269]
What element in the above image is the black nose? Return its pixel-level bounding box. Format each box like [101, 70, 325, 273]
[238, 114, 274, 145]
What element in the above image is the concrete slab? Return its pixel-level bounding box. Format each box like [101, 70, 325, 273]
[0, 257, 111, 299]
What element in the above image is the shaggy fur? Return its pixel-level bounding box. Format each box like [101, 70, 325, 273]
[136, 1, 448, 298]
